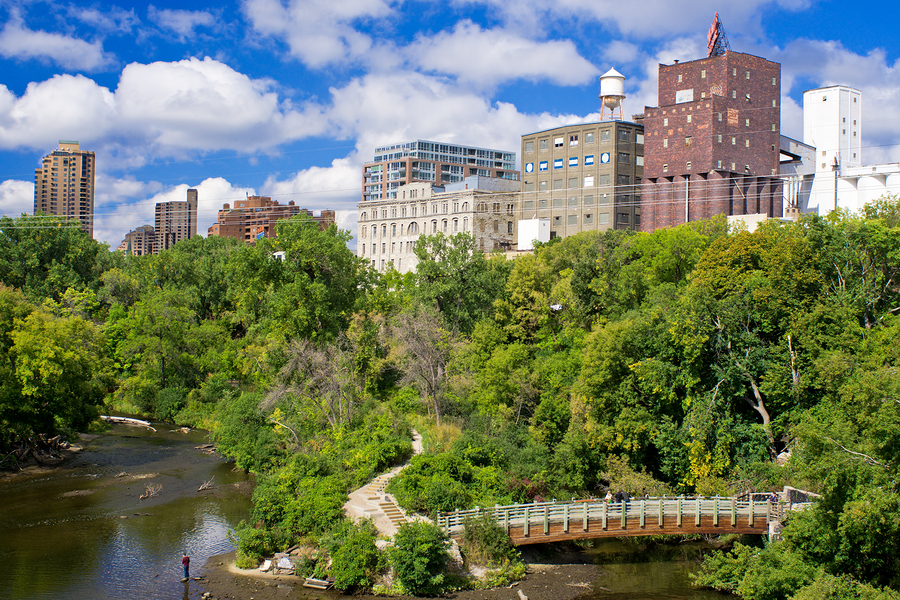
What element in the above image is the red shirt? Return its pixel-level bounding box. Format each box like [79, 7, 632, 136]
[182, 556, 190, 566]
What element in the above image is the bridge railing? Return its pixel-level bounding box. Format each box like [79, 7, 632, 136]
[436, 496, 785, 536]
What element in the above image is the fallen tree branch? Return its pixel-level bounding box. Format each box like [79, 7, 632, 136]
[824, 437, 886, 468]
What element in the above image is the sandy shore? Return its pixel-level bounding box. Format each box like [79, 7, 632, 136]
[200, 549, 598, 600]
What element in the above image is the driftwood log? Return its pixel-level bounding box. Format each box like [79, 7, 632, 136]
[101, 416, 157, 431]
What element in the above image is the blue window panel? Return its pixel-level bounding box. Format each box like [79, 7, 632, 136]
[569, 157, 578, 167]
[525, 162, 534, 173]
[585, 155, 594, 165]
[600, 152, 611, 164]
[554, 159, 563, 169]
[539, 161, 548, 171]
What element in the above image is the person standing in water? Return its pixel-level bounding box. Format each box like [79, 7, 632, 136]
[181, 552, 190, 580]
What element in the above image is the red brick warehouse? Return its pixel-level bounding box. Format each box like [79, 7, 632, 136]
[641, 27, 783, 232]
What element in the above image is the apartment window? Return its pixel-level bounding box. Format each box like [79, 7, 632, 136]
[732, 137, 736, 145]
[600, 130, 610, 142]
[717, 112, 722, 122]
[745, 118, 750, 127]
[686, 160, 692, 170]
[553, 216, 561, 226]
[553, 197, 563, 207]
[663, 117, 669, 127]
[772, 100, 777, 107]
[381, 224, 387, 236]
[585, 132, 594, 143]
[554, 137, 564, 148]
[382, 243, 386, 253]
[539, 181, 548, 191]
[584, 213, 594, 224]
[618, 128, 630, 141]
[568, 214, 578, 226]
[391, 224, 396, 236]
[663, 164, 668, 172]
[553, 179, 563, 190]
[732, 67, 737, 76]
[523, 200, 534, 210]
[431, 220, 437, 233]
[822, 150, 827, 156]
[618, 152, 630, 163]
[732, 90, 737, 98]
[772, 124, 776, 131]
[718, 134, 722, 143]
[584, 176, 594, 187]
[525, 141, 534, 153]
[453, 219, 458, 232]
[442, 220, 448, 232]
[677, 74, 683, 83]
[599, 174, 610, 185]
[568, 177, 578, 188]
[746, 70, 750, 79]
[463, 217, 468, 231]
[569, 135, 578, 146]
[772, 77, 776, 85]
[701, 69, 706, 78]
[663, 138, 668, 148]
[539, 139, 549, 150]
[685, 136, 692, 147]
[584, 195, 593, 206]
[686, 114, 692, 123]
[524, 181, 534, 192]
[745, 139, 750, 148]
[617, 174, 630, 186]
[569, 196, 578, 207]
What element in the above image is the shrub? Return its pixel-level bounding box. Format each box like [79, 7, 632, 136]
[461, 513, 519, 566]
[389, 521, 451, 596]
[324, 520, 383, 592]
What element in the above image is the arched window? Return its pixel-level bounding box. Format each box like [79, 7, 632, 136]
[463, 217, 468, 231]
[371, 225, 376, 238]
[462, 202, 468, 212]
[453, 219, 458, 232]
[431, 220, 437, 233]
[409, 222, 419, 235]
[391, 223, 396, 236]
[442, 219, 448, 233]
[361, 212, 367, 221]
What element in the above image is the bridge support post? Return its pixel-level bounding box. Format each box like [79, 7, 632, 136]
[640, 500, 645, 528]
[586, 503, 592, 531]
[731, 498, 736, 526]
[544, 506, 549, 535]
[749, 500, 754, 527]
[713, 498, 719, 526]
[677, 497, 682, 527]
[695, 498, 701, 527]
[504, 508, 510, 533]
[563, 504, 569, 533]
[621, 502, 627, 529]
[658, 499, 664, 527]
[524, 506, 530, 537]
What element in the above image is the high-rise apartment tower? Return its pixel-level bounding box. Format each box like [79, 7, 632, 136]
[155, 188, 198, 252]
[33, 141, 96, 237]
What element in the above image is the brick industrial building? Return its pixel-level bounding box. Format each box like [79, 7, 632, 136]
[641, 46, 783, 231]
[208, 195, 334, 243]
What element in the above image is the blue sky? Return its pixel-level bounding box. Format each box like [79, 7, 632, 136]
[1, 0, 899, 248]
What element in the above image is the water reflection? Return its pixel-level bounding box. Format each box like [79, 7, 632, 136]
[0, 423, 252, 600]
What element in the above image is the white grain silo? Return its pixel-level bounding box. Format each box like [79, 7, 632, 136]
[599, 68, 626, 121]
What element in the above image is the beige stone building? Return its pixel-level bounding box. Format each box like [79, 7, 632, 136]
[208, 195, 335, 243]
[358, 176, 520, 273]
[33, 141, 96, 237]
[155, 188, 198, 252]
[518, 121, 644, 238]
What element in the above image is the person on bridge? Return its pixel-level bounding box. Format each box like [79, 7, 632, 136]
[604, 490, 613, 504]
[615, 490, 624, 503]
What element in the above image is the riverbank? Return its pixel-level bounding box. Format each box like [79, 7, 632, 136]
[201, 549, 598, 600]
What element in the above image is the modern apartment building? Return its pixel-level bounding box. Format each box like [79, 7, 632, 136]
[358, 176, 520, 273]
[33, 141, 96, 237]
[641, 50, 783, 231]
[207, 195, 334, 243]
[118, 225, 156, 256]
[155, 188, 198, 252]
[362, 140, 518, 202]
[518, 120, 644, 237]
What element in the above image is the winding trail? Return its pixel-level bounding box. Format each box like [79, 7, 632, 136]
[343, 429, 424, 538]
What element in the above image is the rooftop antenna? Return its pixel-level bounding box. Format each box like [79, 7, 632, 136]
[707, 12, 730, 57]
[599, 68, 626, 121]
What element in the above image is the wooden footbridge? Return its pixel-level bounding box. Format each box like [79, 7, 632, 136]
[436, 496, 809, 545]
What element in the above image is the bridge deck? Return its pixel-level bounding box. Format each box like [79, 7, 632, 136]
[437, 497, 790, 545]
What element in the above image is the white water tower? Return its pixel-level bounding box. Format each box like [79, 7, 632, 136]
[599, 68, 626, 121]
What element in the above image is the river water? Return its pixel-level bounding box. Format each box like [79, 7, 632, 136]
[0, 423, 252, 600]
[0, 424, 725, 600]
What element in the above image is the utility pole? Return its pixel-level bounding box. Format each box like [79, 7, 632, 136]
[832, 156, 839, 211]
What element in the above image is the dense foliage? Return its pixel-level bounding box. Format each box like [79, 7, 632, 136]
[3, 199, 900, 597]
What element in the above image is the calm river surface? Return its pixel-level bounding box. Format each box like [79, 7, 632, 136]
[0, 424, 725, 600]
[0, 423, 252, 600]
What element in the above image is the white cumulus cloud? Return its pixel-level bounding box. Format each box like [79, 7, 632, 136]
[0, 179, 34, 218]
[0, 11, 113, 71]
[408, 21, 598, 88]
[148, 6, 217, 39]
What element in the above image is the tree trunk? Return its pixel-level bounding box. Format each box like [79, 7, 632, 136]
[743, 373, 776, 458]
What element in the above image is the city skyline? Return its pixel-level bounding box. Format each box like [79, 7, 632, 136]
[1, 0, 899, 248]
